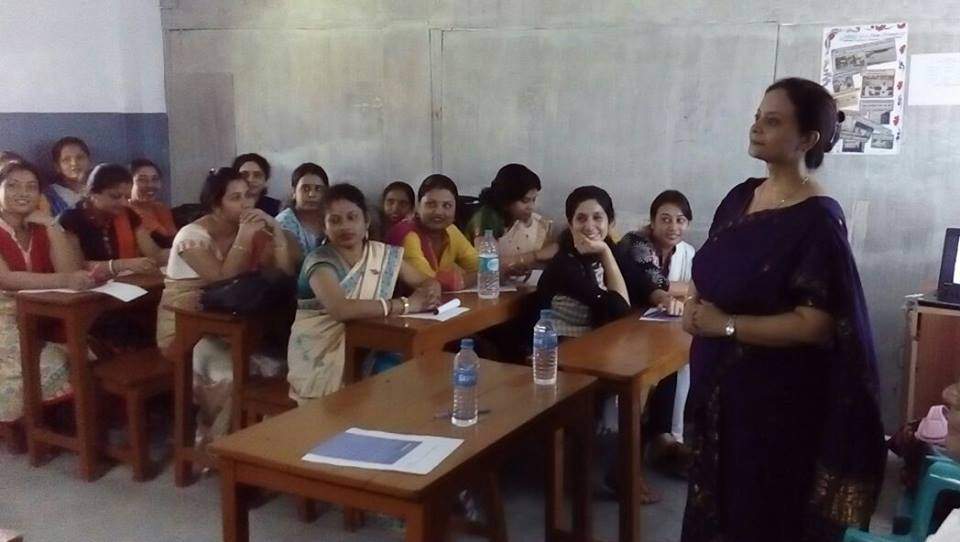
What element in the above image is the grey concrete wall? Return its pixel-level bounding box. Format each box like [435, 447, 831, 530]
[162, 0, 960, 427]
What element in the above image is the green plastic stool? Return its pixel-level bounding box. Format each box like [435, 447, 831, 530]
[843, 456, 960, 542]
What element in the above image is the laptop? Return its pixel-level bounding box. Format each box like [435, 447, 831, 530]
[917, 228, 960, 309]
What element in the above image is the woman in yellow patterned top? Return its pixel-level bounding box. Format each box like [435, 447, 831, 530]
[386, 174, 478, 292]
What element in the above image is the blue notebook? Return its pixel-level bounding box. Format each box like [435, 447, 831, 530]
[308, 432, 422, 465]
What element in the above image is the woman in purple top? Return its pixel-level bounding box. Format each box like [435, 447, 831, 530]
[681, 78, 885, 541]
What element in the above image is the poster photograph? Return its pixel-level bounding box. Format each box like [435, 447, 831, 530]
[821, 22, 908, 155]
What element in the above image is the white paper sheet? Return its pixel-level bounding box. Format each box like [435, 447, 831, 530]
[401, 307, 470, 322]
[909, 53, 960, 106]
[448, 285, 518, 294]
[639, 307, 681, 322]
[91, 281, 148, 302]
[19, 280, 148, 302]
[432, 298, 461, 314]
[302, 427, 464, 475]
[523, 269, 543, 287]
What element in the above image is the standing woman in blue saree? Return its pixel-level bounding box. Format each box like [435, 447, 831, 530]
[287, 184, 440, 403]
[680, 78, 885, 541]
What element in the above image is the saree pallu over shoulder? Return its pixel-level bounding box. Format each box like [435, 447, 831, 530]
[287, 241, 403, 403]
[682, 179, 885, 542]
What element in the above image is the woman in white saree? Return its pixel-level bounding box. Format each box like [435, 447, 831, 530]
[287, 184, 440, 403]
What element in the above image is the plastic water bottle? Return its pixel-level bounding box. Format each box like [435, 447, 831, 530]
[477, 229, 500, 299]
[532, 310, 559, 386]
[451, 338, 479, 427]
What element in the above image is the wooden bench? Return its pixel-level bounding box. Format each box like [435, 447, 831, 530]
[238, 377, 294, 428]
[93, 347, 172, 481]
[170, 306, 327, 525]
[15, 274, 164, 481]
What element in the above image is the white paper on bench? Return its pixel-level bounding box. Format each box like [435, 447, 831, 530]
[19, 280, 148, 302]
[448, 284, 518, 294]
[400, 306, 470, 322]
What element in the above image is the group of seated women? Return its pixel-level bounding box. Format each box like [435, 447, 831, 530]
[0, 137, 695, 461]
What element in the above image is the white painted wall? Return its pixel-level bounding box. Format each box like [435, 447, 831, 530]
[0, 0, 166, 113]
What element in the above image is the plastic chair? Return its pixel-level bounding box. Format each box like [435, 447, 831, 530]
[843, 456, 960, 541]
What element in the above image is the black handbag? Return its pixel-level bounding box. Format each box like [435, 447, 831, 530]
[199, 270, 296, 316]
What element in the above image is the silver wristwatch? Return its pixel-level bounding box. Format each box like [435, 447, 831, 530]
[724, 316, 737, 338]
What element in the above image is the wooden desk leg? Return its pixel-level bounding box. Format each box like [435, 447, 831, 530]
[173, 333, 197, 487]
[571, 394, 594, 540]
[343, 332, 361, 385]
[405, 500, 445, 542]
[230, 323, 256, 434]
[618, 382, 643, 542]
[65, 313, 99, 481]
[220, 458, 251, 542]
[546, 428, 565, 540]
[483, 472, 507, 542]
[18, 310, 45, 466]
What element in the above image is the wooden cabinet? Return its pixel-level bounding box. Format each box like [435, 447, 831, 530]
[904, 300, 960, 421]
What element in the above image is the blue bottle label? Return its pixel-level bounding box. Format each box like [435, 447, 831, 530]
[533, 334, 557, 349]
[454, 367, 477, 387]
[479, 255, 499, 273]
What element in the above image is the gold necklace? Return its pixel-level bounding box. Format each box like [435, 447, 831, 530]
[765, 176, 809, 209]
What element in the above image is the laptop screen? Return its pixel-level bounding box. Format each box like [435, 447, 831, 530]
[939, 228, 960, 288]
[956, 236, 960, 285]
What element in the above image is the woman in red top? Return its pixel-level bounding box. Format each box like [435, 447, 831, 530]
[0, 161, 95, 423]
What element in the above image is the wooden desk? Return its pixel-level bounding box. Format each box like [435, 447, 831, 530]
[210, 353, 597, 542]
[343, 290, 532, 384]
[171, 307, 263, 487]
[15, 274, 164, 481]
[904, 299, 960, 420]
[558, 316, 691, 542]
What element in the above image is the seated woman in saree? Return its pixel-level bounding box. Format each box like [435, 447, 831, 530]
[387, 174, 478, 292]
[466, 163, 557, 275]
[0, 161, 96, 425]
[287, 183, 440, 403]
[41, 136, 91, 217]
[680, 78, 885, 542]
[372, 180, 415, 241]
[128, 158, 177, 248]
[616, 189, 696, 473]
[537, 185, 630, 338]
[276, 162, 328, 256]
[156, 166, 299, 444]
[58, 163, 168, 277]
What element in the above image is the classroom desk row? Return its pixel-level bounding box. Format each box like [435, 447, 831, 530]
[13, 276, 690, 542]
